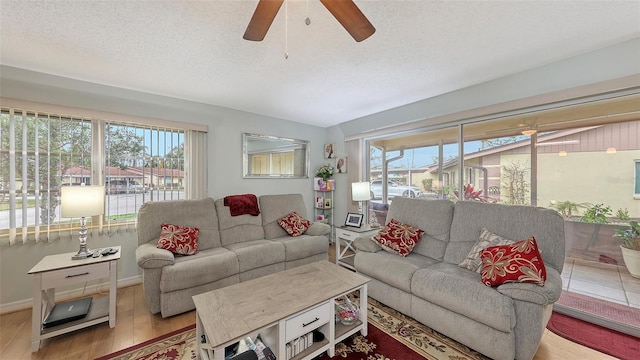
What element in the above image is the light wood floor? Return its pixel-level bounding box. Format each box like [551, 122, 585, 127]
[0, 244, 616, 360]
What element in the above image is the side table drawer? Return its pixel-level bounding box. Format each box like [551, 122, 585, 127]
[335, 228, 355, 240]
[284, 301, 331, 342]
[41, 262, 110, 288]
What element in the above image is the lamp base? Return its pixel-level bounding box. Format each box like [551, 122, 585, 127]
[71, 243, 92, 260]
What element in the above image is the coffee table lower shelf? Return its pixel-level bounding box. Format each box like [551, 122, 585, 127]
[193, 261, 370, 360]
[196, 303, 366, 360]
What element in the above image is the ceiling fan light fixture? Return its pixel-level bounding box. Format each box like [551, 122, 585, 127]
[521, 129, 537, 136]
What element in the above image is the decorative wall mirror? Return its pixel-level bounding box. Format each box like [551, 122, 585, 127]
[243, 133, 310, 178]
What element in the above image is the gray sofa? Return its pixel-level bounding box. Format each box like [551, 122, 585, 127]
[135, 194, 330, 318]
[353, 197, 565, 360]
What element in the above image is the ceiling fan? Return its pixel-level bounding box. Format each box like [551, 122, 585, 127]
[243, 0, 376, 42]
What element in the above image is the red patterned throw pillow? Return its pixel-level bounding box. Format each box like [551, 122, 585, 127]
[480, 236, 547, 287]
[278, 212, 312, 237]
[156, 223, 200, 255]
[371, 218, 424, 257]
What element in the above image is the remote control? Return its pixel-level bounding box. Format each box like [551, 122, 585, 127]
[101, 248, 114, 256]
[262, 347, 276, 360]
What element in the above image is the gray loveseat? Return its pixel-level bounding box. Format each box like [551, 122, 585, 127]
[353, 197, 565, 360]
[135, 193, 330, 317]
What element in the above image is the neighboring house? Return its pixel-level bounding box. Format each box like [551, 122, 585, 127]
[128, 167, 184, 188]
[422, 122, 640, 218]
[63, 166, 183, 188]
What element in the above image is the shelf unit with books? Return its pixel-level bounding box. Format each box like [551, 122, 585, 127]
[313, 178, 334, 243]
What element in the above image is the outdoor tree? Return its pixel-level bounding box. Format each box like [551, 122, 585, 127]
[481, 137, 519, 149]
[422, 178, 433, 191]
[105, 125, 146, 169]
[501, 161, 530, 205]
[164, 143, 185, 170]
[1, 116, 146, 225]
[0, 114, 91, 224]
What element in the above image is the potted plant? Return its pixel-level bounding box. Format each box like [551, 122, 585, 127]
[560, 202, 627, 263]
[614, 220, 640, 278]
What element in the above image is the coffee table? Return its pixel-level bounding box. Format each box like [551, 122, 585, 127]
[192, 260, 369, 360]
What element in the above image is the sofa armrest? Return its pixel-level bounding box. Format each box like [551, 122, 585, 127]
[353, 236, 382, 253]
[496, 267, 562, 305]
[306, 221, 331, 236]
[136, 243, 175, 269]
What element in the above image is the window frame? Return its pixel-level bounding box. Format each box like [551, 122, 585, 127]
[0, 98, 208, 245]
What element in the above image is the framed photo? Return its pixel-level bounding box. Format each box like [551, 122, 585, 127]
[324, 143, 335, 159]
[336, 156, 347, 174]
[324, 198, 332, 209]
[345, 212, 364, 228]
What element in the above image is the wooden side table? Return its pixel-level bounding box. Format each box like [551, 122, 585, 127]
[335, 226, 380, 270]
[28, 246, 121, 352]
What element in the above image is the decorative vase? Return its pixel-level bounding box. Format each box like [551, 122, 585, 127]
[620, 245, 640, 279]
[335, 296, 359, 325]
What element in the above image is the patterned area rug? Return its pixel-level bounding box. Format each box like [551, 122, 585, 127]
[94, 324, 198, 360]
[96, 297, 488, 360]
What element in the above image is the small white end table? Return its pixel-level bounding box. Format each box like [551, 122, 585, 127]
[28, 246, 120, 352]
[335, 225, 380, 270]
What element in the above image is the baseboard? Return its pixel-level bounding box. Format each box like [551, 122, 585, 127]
[553, 303, 640, 338]
[0, 275, 142, 315]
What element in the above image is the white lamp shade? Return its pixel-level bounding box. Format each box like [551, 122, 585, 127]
[351, 182, 371, 202]
[61, 185, 105, 218]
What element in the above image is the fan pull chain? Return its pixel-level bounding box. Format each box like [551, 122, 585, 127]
[305, 0, 310, 25]
[284, 0, 289, 59]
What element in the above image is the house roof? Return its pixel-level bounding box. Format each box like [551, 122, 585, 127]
[128, 167, 184, 177]
[1, 1, 638, 127]
[424, 126, 603, 173]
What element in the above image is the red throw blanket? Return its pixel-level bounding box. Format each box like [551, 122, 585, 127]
[223, 194, 260, 216]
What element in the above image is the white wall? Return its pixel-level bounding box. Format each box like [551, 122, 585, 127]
[0, 66, 329, 309]
[334, 38, 640, 139]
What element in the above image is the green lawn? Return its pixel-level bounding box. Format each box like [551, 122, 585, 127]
[0, 199, 37, 211]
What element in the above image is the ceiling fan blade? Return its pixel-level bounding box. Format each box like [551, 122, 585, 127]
[243, 0, 284, 41]
[320, 0, 375, 42]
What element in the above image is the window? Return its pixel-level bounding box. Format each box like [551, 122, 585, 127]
[0, 109, 91, 244]
[635, 160, 640, 197]
[365, 105, 640, 266]
[1, 103, 207, 245]
[103, 122, 186, 228]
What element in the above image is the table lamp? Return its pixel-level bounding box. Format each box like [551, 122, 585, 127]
[351, 182, 371, 215]
[61, 185, 105, 260]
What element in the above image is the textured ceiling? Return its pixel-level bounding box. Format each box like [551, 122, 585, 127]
[1, 1, 639, 128]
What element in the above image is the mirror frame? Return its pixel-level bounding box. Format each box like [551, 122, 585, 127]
[242, 133, 310, 179]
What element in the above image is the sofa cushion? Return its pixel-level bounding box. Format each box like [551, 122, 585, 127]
[459, 228, 515, 272]
[270, 234, 328, 262]
[372, 219, 424, 257]
[481, 236, 547, 287]
[260, 194, 309, 239]
[278, 212, 312, 236]
[159, 247, 238, 292]
[354, 251, 438, 293]
[384, 198, 454, 260]
[137, 197, 221, 250]
[411, 262, 515, 332]
[225, 240, 286, 272]
[305, 221, 331, 236]
[157, 223, 200, 255]
[215, 199, 265, 246]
